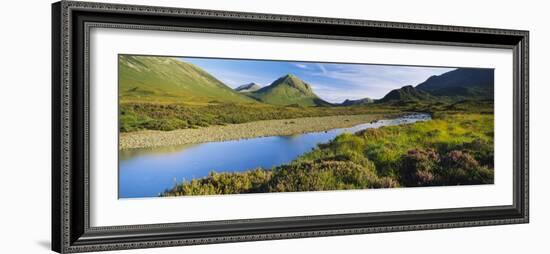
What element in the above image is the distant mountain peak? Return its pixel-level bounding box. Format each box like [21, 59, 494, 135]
[282, 73, 298, 79]
[376, 67, 494, 103]
[246, 74, 329, 107]
[415, 68, 494, 99]
[378, 85, 433, 103]
[235, 82, 261, 93]
[269, 73, 317, 96]
[341, 97, 374, 106]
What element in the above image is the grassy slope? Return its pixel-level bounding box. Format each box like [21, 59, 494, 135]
[162, 102, 494, 196]
[378, 85, 434, 103]
[249, 74, 325, 106]
[119, 55, 256, 104]
[416, 68, 494, 99]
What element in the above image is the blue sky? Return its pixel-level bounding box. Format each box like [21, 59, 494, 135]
[178, 57, 455, 103]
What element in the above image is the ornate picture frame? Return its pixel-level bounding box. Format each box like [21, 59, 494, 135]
[52, 1, 529, 253]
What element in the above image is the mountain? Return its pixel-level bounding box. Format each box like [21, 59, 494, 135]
[248, 74, 330, 106]
[235, 83, 261, 93]
[341, 97, 374, 106]
[378, 85, 434, 103]
[119, 55, 257, 104]
[377, 68, 494, 103]
[416, 68, 494, 99]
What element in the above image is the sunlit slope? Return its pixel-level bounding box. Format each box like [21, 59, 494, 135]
[119, 55, 258, 104]
[249, 74, 331, 106]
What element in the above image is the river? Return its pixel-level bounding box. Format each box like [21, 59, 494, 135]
[119, 113, 431, 198]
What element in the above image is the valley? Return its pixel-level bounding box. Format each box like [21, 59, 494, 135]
[118, 55, 495, 197]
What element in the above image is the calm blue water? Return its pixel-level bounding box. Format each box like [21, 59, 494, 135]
[119, 114, 431, 198]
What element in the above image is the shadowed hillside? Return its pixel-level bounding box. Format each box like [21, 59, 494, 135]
[376, 68, 494, 104]
[416, 68, 494, 99]
[378, 85, 434, 103]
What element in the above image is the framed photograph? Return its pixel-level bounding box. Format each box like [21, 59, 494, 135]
[52, 1, 529, 253]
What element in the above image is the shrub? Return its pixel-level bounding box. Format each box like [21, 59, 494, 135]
[437, 150, 494, 185]
[161, 160, 400, 196]
[457, 139, 494, 168]
[267, 161, 382, 192]
[399, 148, 440, 186]
[299, 133, 373, 167]
[162, 169, 272, 196]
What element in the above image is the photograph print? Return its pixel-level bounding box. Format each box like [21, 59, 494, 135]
[118, 55, 494, 199]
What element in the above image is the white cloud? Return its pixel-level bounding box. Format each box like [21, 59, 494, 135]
[317, 63, 328, 75]
[306, 64, 454, 99]
[202, 69, 271, 88]
[310, 82, 387, 103]
[293, 63, 309, 69]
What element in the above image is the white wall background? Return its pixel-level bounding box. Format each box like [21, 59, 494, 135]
[0, 0, 546, 253]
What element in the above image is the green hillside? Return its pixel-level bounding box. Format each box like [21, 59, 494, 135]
[248, 74, 330, 107]
[378, 85, 434, 103]
[376, 68, 494, 104]
[118, 55, 257, 104]
[416, 68, 494, 99]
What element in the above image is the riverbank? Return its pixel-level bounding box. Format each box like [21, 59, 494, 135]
[162, 112, 494, 196]
[120, 113, 397, 149]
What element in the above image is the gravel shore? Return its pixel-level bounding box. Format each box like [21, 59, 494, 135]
[120, 114, 394, 150]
